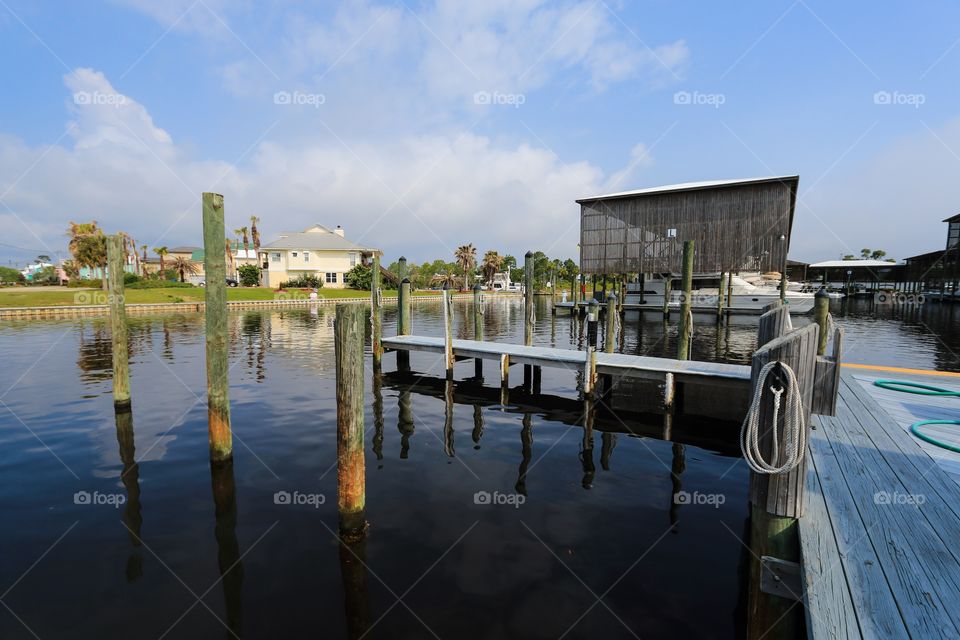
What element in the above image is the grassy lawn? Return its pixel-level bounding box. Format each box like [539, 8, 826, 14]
[0, 286, 450, 308]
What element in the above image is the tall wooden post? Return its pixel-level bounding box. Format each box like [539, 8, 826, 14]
[203, 192, 232, 462]
[716, 271, 725, 320]
[605, 293, 617, 354]
[677, 240, 694, 361]
[523, 251, 534, 386]
[587, 298, 599, 348]
[371, 254, 382, 370]
[106, 234, 131, 411]
[397, 278, 411, 371]
[814, 289, 830, 356]
[662, 277, 672, 318]
[397, 256, 407, 282]
[473, 283, 483, 378]
[336, 304, 366, 538]
[726, 271, 734, 314]
[442, 284, 454, 380]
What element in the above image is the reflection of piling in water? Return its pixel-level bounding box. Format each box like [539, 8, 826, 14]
[471, 404, 484, 448]
[338, 536, 371, 640]
[372, 370, 384, 464]
[580, 401, 596, 489]
[600, 432, 616, 471]
[115, 409, 143, 581]
[515, 413, 532, 496]
[336, 304, 367, 538]
[443, 380, 455, 457]
[210, 460, 243, 636]
[669, 443, 686, 528]
[398, 386, 414, 459]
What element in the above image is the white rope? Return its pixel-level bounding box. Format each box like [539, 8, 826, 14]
[740, 361, 807, 475]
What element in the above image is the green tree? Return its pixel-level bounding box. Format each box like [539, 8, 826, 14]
[237, 263, 261, 286]
[344, 264, 373, 290]
[0, 266, 24, 283]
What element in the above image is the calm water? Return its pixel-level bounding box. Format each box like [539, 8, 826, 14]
[0, 296, 957, 639]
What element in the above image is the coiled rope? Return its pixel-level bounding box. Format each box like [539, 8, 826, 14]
[740, 361, 807, 474]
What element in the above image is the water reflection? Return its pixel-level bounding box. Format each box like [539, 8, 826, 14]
[338, 537, 371, 639]
[210, 460, 243, 636]
[115, 409, 143, 581]
[397, 386, 415, 459]
[515, 413, 532, 496]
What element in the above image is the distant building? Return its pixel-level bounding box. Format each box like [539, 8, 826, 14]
[258, 225, 380, 289]
[903, 213, 960, 289]
[21, 261, 54, 281]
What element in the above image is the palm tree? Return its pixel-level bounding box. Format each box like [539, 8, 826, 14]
[67, 221, 107, 287]
[250, 216, 261, 251]
[169, 255, 200, 283]
[454, 244, 477, 291]
[234, 226, 250, 251]
[225, 238, 235, 278]
[480, 250, 502, 288]
[140, 244, 148, 273]
[154, 246, 169, 278]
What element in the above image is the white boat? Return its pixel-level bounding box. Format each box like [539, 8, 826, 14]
[623, 273, 816, 314]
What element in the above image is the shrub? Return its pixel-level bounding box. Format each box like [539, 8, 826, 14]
[237, 263, 261, 287]
[281, 274, 322, 289]
[68, 278, 101, 288]
[127, 280, 195, 289]
[123, 272, 141, 285]
[344, 264, 372, 290]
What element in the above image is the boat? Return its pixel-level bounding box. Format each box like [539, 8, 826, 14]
[623, 273, 816, 314]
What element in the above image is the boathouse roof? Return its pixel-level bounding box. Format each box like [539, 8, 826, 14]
[577, 175, 799, 276]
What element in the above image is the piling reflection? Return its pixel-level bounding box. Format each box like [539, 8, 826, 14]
[471, 404, 484, 449]
[600, 432, 617, 471]
[443, 380, 455, 457]
[580, 400, 596, 489]
[210, 460, 243, 636]
[669, 443, 686, 529]
[115, 408, 143, 581]
[398, 386, 414, 459]
[338, 536, 371, 639]
[515, 413, 532, 496]
[372, 371, 384, 466]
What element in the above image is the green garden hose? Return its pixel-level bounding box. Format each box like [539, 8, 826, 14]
[874, 379, 960, 452]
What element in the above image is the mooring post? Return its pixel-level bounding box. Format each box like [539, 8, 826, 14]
[726, 271, 734, 316]
[202, 192, 232, 462]
[677, 240, 695, 361]
[814, 288, 830, 356]
[397, 256, 407, 282]
[662, 276, 672, 318]
[442, 283, 454, 380]
[396, 278, 411, 372]
[605, 293, 617, 354]
[371, 253, 382, 370]
[587, 298, 599, 348]
[473, 283, 483, 378]
[523, 250, 535, 386]
[716, 271, 725, 320]
[335, 304, 366, 538]
[106, 234, 131, 411]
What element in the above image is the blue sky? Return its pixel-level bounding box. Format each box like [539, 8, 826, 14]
[2, 0, 959, 267]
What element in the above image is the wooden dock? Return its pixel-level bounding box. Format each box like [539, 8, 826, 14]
[801, 371, 960, 638]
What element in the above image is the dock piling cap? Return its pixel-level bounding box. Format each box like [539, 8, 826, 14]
[815, 288, 830, 299]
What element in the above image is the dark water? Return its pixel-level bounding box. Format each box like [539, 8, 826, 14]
[0, 297, 956, 639]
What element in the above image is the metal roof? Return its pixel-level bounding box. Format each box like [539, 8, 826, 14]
[575, 176, 799, 204]
[261, 226, 376, 252]
[808, 260, 899, 268]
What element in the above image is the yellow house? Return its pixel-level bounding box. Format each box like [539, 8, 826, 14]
[259, 225, 380, 289]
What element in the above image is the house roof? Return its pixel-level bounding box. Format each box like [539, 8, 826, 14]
[944, 213, 960, 223]
[575, 176, 799, 204]
[168, 246, 201, 254]
[808, 259, 899, 268]
[903, 249, 948, 262]
[262, 225, 377, 252]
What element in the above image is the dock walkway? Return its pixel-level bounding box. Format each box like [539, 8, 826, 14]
[801, 372, 960, 638]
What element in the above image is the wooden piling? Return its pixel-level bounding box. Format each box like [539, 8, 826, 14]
[202, 192, 232, 462]
[397, 278, 411, 371]
[587, 298, 599, 348]
[677, 240, 694, 361]
[106, 234, 131, 411]
[726, 271, 733, 312]
[371, 253, 382, 369]
[716, 271, 725, 320]
[523, 251, 535, 386]
[605, 293, 617, 354]
[397, 256, 407, 282]
[335, 304, 366, 538]
[442, 285, 454, 380]
[814, 289, 830, 356]
[473, 283, 483, 378]
[662, 277, 672, 318]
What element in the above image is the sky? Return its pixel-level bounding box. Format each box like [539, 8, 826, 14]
[1, 0, 959, 268]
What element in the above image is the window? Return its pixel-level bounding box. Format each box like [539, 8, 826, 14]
[304, 251, 310, 262]
[325, 272, 337, 283]
[271, 252, 281, 263]
[349, 253, 357, 267]
[292, 252, 298, 258]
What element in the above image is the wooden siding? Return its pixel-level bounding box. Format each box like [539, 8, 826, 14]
[579, 178, 798, 275]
